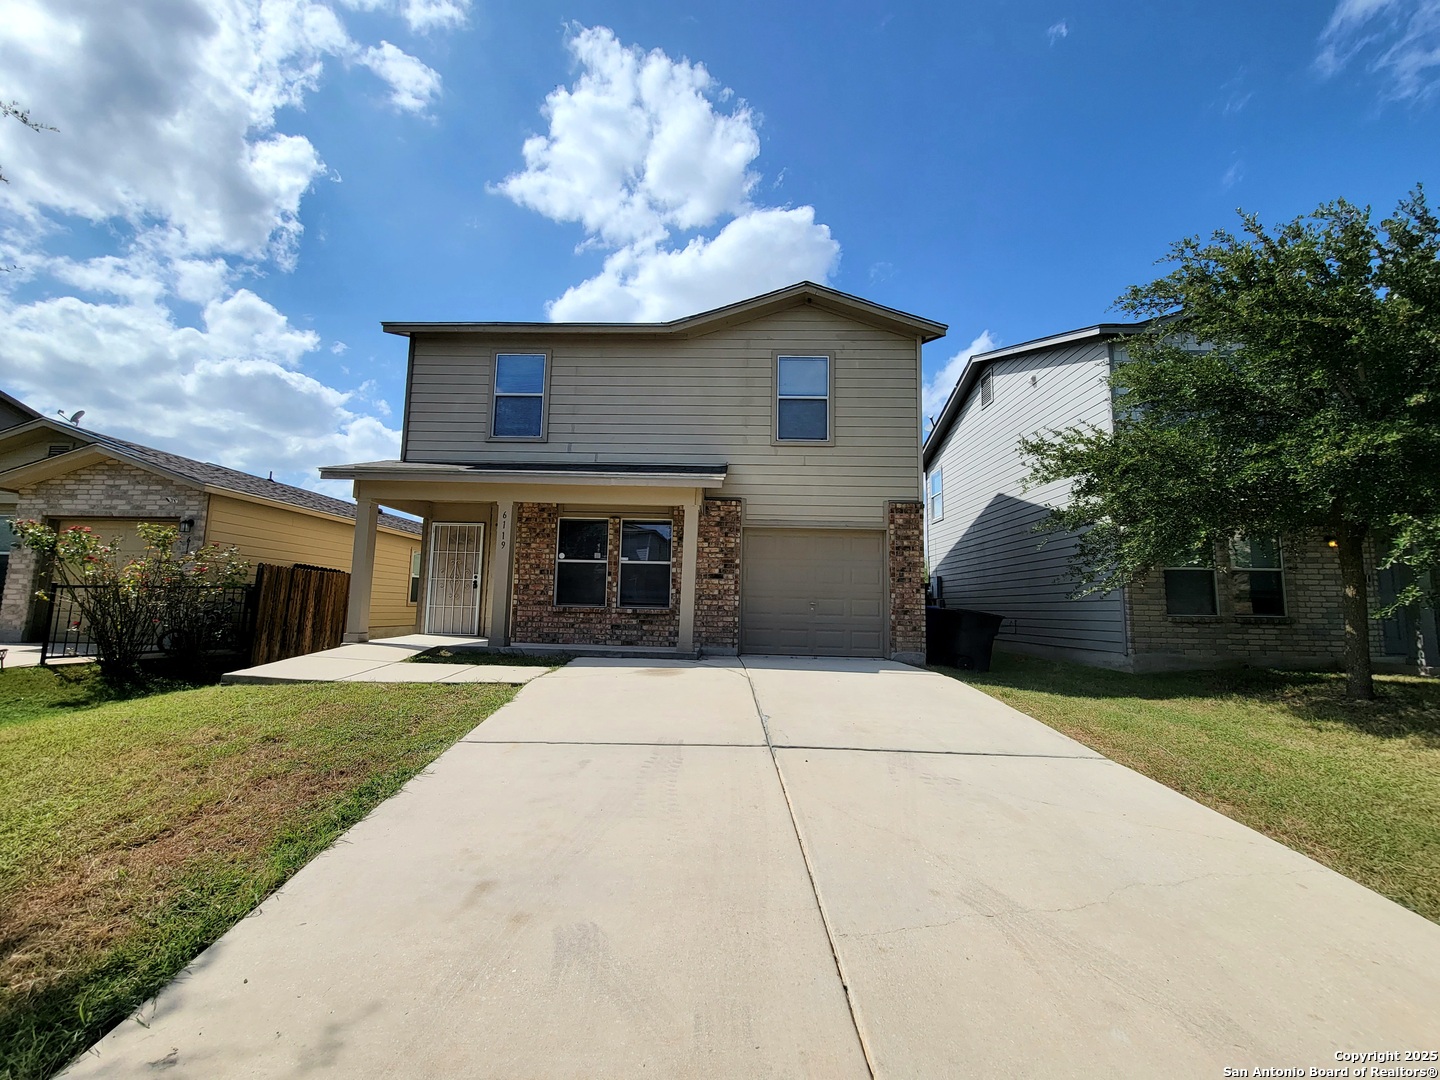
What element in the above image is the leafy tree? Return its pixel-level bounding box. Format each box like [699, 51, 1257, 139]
[0, 100, 55, 184]
[1021, 188, 1440, 700]
[11, 521, 249, 685]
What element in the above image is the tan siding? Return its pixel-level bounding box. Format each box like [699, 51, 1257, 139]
[204, 496, 418, 636]
[372, 530, 420, 633]
[403, 305, 922, 527]
[0, 430, 73, 473]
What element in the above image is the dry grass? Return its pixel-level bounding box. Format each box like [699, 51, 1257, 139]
[944, 654, 1440, 923]
[0, 665, 518, 1080]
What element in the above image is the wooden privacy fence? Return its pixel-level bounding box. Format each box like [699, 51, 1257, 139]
[250, 563, 351, 665]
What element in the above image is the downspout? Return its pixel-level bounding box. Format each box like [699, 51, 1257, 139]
[1106, 339, 1134, 664]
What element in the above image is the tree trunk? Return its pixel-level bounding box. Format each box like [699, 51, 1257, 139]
[1336, 524, 1375, 700]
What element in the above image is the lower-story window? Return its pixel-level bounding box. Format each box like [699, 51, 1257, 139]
[1164, 545, 1218, 616]
[1231, 535, 1286, 616]
[408, 550, 421, 604]
[619, 519, 672, 607]
[555, 518, 608, 606]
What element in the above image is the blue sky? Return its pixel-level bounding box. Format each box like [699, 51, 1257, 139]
[1, 0, 1437, 492]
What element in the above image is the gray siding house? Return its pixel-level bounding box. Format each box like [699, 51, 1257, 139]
[323, 282, 945, 661]
[922, 324, 1438, 673]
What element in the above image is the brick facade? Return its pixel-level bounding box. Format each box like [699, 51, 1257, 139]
[509, 502, 685, 649]
[694, 498, 742, 653]
[0, 460, 209, 641]
[888, 500, 926, 664]
[1125, 530, 1387, 671]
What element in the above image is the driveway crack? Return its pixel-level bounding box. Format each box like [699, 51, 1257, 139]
[740, 658, 876, 1079]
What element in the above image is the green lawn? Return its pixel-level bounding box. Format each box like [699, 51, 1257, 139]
[0, 665, 519, 1080]
[943, 653, 1440, 924]
[408, 646, 567, 666]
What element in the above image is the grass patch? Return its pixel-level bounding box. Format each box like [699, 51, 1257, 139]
[407, 646, 568, 667]
[0, 667, 516, 1080]
[942, 653, 1440, 923]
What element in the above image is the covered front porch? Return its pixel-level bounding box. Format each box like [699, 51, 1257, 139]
[320, 461, 729, 656]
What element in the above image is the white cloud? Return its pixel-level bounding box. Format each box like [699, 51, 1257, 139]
[1047, 20, 1070, 45]
[337, 0, 472, 33]
[0, 267, 399, 481]
[0, 0, 455, 489]
[358, 41, 442, 113]
[498, 26, 840, 322]
[1221, 160, 1244, 190]
[1317, 0, 1440, 98]
[549, 207, 839, 321]
[923, 330, 1001, 430]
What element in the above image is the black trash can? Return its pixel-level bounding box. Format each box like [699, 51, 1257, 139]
[926, 607, 1005, 672]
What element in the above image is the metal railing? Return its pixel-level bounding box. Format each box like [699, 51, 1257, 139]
[41, 583, 255, 665]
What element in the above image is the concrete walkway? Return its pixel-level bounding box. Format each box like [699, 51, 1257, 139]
[223, 634, 550, 685]
[0, 643, 93, 669]
[66, 658, 1440, 1078]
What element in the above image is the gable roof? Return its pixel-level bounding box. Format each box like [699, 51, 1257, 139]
[921, 321, 1149, 470]
[0, 387, 46, 428]
[381, 281, 948, 344]
[0, 412, 419, 535]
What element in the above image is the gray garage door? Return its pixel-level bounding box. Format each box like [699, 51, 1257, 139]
[742, 528, 885, 656]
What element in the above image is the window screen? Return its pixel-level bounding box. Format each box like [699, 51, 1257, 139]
[555, 518, 608, 606]
[493, 353, 546, 438]
[777, 355, 829, 440]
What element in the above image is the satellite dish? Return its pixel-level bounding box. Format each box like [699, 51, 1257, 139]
[55, 408, 85, 426]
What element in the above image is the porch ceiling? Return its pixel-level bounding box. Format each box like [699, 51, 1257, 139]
[322, 464, 725, 517]
[320, 460, 727, 515]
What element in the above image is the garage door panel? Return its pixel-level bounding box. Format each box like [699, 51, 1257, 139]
[742, 528, 885, 657]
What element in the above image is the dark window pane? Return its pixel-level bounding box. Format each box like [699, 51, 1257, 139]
[1236, 570, 1286, 616]
[495, 353, 546, 394]
[557, 520, 608, 561]
[620, 563, 671, 607]
[621, 521, 671, 562]
[778, 398, 828, 440]
[493, 395, 543, 437]
[556, 562, 606, 606]
[778, 356, 828, 397]
[1231, 535, 1281, 569]
[1164, 569, 1217, 615]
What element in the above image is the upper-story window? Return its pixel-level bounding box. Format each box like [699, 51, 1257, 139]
[492, 353, 547, 440]
[776, 355, 831, 442]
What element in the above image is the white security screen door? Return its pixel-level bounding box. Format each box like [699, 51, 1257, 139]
[425, 523, 485, 635]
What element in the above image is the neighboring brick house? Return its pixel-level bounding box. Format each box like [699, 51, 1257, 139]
[0, 394, 422, 642]
[921, 323, 1439, 673]
[322, 282, 945, 661]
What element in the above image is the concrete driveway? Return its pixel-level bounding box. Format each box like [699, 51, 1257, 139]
[67, 658, 1440, 1078]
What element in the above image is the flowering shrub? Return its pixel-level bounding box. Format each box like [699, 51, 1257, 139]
[10, 520, 250, 684]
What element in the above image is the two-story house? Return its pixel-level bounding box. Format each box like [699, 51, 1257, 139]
[921, 322, 1438, 673]
[322, 282, 946, 662]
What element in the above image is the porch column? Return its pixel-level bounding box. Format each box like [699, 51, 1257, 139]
[487, 499, 515, 647]
[677, 494, 700, 654]
[344, 495, 378, 643]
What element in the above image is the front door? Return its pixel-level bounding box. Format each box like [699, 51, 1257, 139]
[425, 523, 485, 635]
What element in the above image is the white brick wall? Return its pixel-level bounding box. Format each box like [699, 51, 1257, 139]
[0, 460, 208, 640]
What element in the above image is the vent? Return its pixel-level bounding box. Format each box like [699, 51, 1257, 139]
[47, 444, 71, 457]
[980, 370, 994, 408]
